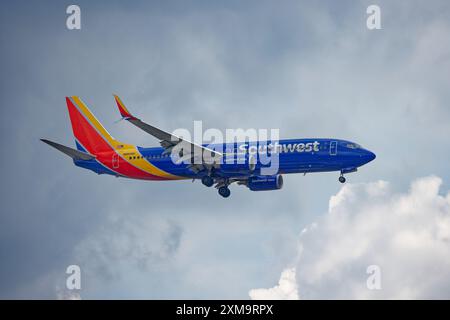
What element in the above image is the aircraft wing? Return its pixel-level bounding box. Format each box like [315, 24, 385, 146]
[113, 95, 222, 171]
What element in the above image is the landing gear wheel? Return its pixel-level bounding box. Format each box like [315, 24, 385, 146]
[218, 186, 231, 198]
[201, 176, 214, 187]
[339, 176, 346, 183]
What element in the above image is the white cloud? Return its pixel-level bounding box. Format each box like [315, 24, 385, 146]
[249, 268, 299, 300]
[251, 176, 450, 299]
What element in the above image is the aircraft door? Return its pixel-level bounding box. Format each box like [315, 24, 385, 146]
[330, 141, 337, 156]
[112, 152, 119, 169]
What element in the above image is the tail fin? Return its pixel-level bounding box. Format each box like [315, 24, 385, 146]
[66, 96, 120, 154]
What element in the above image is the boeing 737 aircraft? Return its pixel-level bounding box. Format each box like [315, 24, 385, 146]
[41, 96, 376, 197]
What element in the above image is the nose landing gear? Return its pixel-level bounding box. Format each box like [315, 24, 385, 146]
[339, 174, 346, 184]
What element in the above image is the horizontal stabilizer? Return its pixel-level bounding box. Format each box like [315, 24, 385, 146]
[40, 139, 95, 161]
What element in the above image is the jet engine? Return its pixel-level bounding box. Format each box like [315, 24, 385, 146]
[247, 174, 283, 191]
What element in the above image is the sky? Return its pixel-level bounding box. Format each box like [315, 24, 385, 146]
[0, 0, 449, 299]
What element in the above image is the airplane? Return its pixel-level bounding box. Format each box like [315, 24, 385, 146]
[41, 96, 376, 198]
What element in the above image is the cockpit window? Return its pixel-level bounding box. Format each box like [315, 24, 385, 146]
[346, 143, 361, 149]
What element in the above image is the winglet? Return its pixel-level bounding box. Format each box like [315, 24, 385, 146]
[113, 95, 137, 120]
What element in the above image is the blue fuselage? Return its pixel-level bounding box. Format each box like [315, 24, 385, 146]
[75, 138, 376, 179]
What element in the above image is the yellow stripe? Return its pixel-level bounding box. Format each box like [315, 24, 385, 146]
[72, 96, 118, 147]
[116, 147, 183, 180]
[113, 95, 132, 115]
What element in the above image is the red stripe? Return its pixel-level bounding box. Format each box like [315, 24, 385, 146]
[118, 104, 129, 117]
[67, 97, 109, 153]
[66, 97, 166, 180]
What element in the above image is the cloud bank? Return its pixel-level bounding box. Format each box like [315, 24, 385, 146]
[250, 176, 450, 299]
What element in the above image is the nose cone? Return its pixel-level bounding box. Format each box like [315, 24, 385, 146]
[364, 150, 376, 164]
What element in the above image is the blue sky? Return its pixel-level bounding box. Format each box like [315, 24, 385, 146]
[0, 0, 449, 298]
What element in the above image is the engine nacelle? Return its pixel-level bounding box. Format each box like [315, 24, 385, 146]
[219, 154, 256, 174]
[247, 175, 283, 191]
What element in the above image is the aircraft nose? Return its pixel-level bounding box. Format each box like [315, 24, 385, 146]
[365, 150, 376, 163]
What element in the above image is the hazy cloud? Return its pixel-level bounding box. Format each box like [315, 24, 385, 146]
[74, 213, 183, 281]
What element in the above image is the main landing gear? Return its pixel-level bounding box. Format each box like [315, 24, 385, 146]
[217, 178, 231, 198]
[201, 175, 231, 198]
[218, 186, 231, 198]
[201, 175, 214, 187]
[339, 174, 346, 184]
